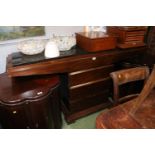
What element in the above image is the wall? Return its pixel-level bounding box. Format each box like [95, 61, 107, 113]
[0, 26, 83, 73]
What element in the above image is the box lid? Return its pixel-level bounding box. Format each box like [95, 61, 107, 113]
[76, 31, 115, 39]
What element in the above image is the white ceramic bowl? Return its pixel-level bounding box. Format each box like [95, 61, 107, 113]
[18, 39, 45, 55]
[52, 36, 76, 51]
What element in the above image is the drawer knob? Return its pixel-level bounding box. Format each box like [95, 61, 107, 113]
[118, 74, 122, 79]
[13, 111, 17, 114]
[92, 57, 96, 61]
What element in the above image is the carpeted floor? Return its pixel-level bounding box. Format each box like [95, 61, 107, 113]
[62, 109, 107, 129]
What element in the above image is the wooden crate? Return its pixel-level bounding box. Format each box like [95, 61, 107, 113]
[107, 26, 148, 48]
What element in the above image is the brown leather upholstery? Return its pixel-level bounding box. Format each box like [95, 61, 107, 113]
[96, 65, 155, 129]
[96, 92, 155, 129]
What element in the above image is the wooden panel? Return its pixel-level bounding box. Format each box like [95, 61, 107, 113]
[69, 65, 115, 86]
[29, 95, 54, 129]
[107, 26, 147, 48]
[69, 90, 109, 112]
[69, 78, 112, 101]
[62, 100, 111, 123]
[117, 42, 146, 49]
[66, 54, 116, 72]
[107, 27, 126, 43]
[125, 36, 144, 42]
[66, 52, 141, 72]
[126, 31, 146, 37]
[0, 103, 31, 129]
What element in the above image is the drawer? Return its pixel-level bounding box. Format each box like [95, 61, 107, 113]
[126, 31, 146, 37]
[125, 36, 144, 42]
[69, 78, 112, 101]
[69, 65, 115, 86]
[67, 54, 124, 72]
[69, 90, 110, 112]
[0, 103, 31, 129]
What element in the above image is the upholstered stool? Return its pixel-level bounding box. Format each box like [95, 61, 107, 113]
[0, 73, 62, 129]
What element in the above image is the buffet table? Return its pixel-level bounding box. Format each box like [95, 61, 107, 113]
[6, 46, 147, 123]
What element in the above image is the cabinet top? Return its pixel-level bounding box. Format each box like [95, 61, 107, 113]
[0, 73, 60, 104]
[6, 46, 147, 77]
[109, 26, 148, 31]
[10, 46, 146, 67]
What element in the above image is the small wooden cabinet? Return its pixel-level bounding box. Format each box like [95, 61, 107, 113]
[107, 26, 147, 48]
[0, 73, 62, 129]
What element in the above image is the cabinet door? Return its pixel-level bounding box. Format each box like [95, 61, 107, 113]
[29, 94, 55, 129]
[0, 102, 32, 129]
[29, 89, 62, 129]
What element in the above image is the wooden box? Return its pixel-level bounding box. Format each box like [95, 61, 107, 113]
[107, 26, 148, 48]
[76, 32, 116, 52]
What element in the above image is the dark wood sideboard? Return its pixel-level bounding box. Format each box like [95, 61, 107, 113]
[7, 46, 147, 123]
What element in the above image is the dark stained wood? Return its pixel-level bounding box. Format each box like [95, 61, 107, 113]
[0, 103, 33, 129]
[69, 78, 111, 101]
[61, 73, 113, 122]
[107, 26, 147, 48]
[117, 42, 146, 49]
[110, 66, 150, 105]
[141, 27, 155, 69]
[69, 65, 114, 86]
[7, 47, 147, 77]
[6, 46, 147, 123]
[69, 91, 110, 112]
[0, 73, 59, 103]
[96, 65, 155, 129]
[0, 73, 62, 129]
[62, 101, 111, 123]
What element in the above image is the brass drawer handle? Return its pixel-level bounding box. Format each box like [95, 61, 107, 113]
[92, 57, 96, 61]
[118, 74, 122, 79]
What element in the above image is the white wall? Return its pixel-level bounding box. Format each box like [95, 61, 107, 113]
[45, 26, 83, 37]
[0, 26, 83, 73]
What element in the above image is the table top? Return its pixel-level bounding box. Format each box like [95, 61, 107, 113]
[7, 46, 147, 77]
[0, 73, 60, 104]
[12, 46, 82, 67]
